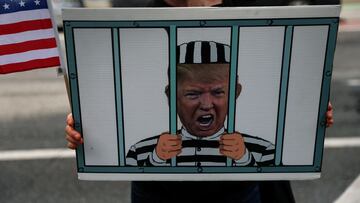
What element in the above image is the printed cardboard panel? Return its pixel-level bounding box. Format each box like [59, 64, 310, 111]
[63, 6, 340, 180]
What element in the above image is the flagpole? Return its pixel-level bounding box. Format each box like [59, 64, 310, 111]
[63, 74, 72, 108]
[46, 0, 72, 107]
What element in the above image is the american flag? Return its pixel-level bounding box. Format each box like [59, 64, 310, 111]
[0, 0, 60, 74]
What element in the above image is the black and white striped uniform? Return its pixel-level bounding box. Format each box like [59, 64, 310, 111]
[126, 128, 275, 167]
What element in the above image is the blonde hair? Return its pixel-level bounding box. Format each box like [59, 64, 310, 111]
[177, 63, 229, 84]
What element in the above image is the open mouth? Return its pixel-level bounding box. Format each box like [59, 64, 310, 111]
[197, 114, 214, 127]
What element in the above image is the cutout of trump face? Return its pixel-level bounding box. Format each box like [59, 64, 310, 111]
[174, 63, 241, 137]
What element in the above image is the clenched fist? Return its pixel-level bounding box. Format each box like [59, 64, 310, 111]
[219, 132, 246, 160]
[155, 133, 182, 160]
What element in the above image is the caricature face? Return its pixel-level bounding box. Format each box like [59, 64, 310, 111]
[176, 64, 230, 137]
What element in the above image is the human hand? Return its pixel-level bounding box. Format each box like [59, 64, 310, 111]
[155, 133, 182, 160]
[219, 132, 246, 160]
[326, 102, 334, 128]
[65, 113, 83, 149]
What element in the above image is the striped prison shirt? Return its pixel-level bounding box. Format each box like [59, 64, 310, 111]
[126, 127, 275, 167]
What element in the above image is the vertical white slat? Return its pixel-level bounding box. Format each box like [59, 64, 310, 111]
[74, 28, 119, 166]
[119, 29, 169, 157]
[282, 26, 329, 165]
[236, 27, 285, 144]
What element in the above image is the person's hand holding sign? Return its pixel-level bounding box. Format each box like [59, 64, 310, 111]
[155, 133, 182, 160]
[219, 132, 246, 160]
[326, 102, 334, 128]
[65, 113, 83, 149]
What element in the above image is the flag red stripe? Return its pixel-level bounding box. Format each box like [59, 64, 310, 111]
[0, 19, 53, 35]
[0, 57, 60, 74]
[0, 38, 57, 55]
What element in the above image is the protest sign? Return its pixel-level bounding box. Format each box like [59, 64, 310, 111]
[63, 6, 340, 180]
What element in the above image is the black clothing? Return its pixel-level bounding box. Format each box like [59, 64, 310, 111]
[260, 181, 296, 203]
[132, 181, 262, 203]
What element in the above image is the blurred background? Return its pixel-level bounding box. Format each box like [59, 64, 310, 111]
[1, 0, 359, 202]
